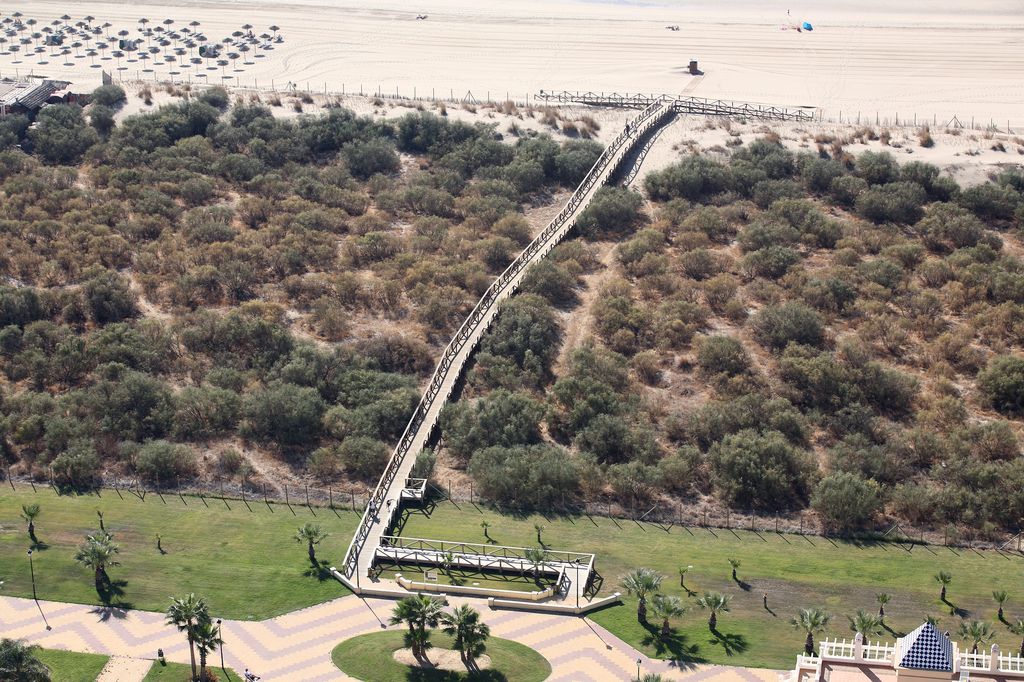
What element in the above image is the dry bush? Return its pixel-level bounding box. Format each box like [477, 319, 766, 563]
[461, 102, 477, 114]
[139, 86, 153, 105]
[300, 92, 314, 104]
[538, 107, 560, 128]
[879, 129, 892, 146]
[249, 93, 262, 103]
[268, 94, 282, 107]
[507, 122, 521, 136]
[500, 100, 519, 116]
[918, 126, 934, 148]
[292, 100, 303, 113]
[562, 121, 579, 137]
[992, 141, 1006, 152]
[438, 102, 448, 116]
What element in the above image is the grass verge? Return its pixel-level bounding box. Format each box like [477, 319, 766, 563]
[0, 484, 356, 619]
[399, 501, 1024, 669]
[143, 660, 241, 681]
[35, 648, 109, 682]
[332, 630, 551, 682]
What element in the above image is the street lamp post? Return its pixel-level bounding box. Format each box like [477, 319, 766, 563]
[636, 657, 642, 681]
[27, 549, 51, 630]
[217, 618, 225, 670]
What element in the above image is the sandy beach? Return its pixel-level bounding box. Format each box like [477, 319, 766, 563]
[3, 0, 1024, 126]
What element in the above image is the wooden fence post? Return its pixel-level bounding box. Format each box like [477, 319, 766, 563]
[284, 484, 289, 506]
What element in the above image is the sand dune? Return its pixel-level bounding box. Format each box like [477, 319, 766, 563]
[4, 0, 1023, 127]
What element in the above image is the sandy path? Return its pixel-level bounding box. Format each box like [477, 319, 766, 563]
[4, 0, 1023, 126]
[95, 656, 154, 682]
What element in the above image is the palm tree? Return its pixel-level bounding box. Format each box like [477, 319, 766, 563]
[1007, 619, 1024, 657]
[480, 520, 491, 541]
[534, 523, 545, 545]
[848, 610, 883, 639]
[728, 558, 740, 581]
[389, 595, 443, 658]
[958, 620, 994, 654]
[0, 637, 51, 681]
[74, 531, 119, 597]
[640, 676, 666, 682]
[294, 523, 327, 565]
[792, 608, 832, 655]
[166, 593, 209, 681]
[194, 618, 222, 681]
[876, 593, 891, 620]
[993, 591, 1009, 620]
[697, 592, 731, 631]
[651, 594, 686, 639]
[441, 604, 490, 668]
[935, 571, 952, 601]
[678, 565, 693, 589]
[620, 568, 664, 623]
[20, 504, 40, 542]
[524, 547, 547, 582]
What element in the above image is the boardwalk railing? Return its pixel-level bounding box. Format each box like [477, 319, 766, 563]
[535, 90, 814, 121]
[339, 98, 674, 580]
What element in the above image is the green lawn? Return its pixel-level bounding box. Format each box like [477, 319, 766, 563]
[143, 661, 241, 681]
[35, 648, 109, 682]
[400, 502, 1024, 670]
[0, 484, 356, 619]
[378, 566, 556, 593]
[332, 631, 551, 682]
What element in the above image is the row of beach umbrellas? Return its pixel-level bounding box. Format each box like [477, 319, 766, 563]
[0, 12, 285, 79]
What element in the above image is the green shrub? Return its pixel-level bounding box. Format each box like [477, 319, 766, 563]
[743, 246, 801, 279]
[696, 335, 750, 377]
[977, 355, 1024, 414]
[829, 175, 868, 206]
[709, 429, 815, 510]
[958, 182, 1020, 221]
[811, 472, 883, 530]
[576, 186, 644, 238]
[440, 390, 544, 461]
[855, 151, 900, 185]
[28, 104, 99, 163]
[751, 302, 825, 349]
[134, 440, 198, 485]
[856, 182, 927, 224]
[644, 156, 732, 202]
[339, 436, 389, 480]
[468, 444, 579, 508]
[91, 84, 127, 108]
[242, 382, 325, 447]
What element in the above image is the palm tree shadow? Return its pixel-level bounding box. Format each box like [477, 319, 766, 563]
[97, 579, 131, 609]
[708, 628, 748, 657]
[941, 598, 969, 618]
[30, 540, 49, 551]
[303, 560, 335, 583]
[640, 623, 705, 661]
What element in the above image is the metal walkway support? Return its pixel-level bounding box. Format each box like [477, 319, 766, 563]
[337, 99, 675, 594]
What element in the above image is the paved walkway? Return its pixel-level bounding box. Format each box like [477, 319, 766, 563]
[1, 594, 783, 681]
[95, 656, 153, 682]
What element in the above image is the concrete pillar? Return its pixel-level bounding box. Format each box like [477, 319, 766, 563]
[990, 644, 1000, 673]
[855, 633, 864, 661]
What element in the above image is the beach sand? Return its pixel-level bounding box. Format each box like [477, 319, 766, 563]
[4, 0, 1024, 127]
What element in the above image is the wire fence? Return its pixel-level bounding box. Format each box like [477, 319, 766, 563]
[88, 71, 1022, 133]
[6, 473, 1021, 554]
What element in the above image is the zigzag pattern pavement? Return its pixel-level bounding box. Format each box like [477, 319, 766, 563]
[1, 593, 783, 681]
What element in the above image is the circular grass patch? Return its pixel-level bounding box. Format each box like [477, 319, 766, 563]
[331, 630, 551, 682]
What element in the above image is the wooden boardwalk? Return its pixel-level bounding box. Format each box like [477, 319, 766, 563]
[535, 90, 815, 121]
[337, 99, 675, 608]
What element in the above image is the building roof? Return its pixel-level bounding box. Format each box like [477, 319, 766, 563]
[895, 622, 954, 672]
[0, 79, 71, 111]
